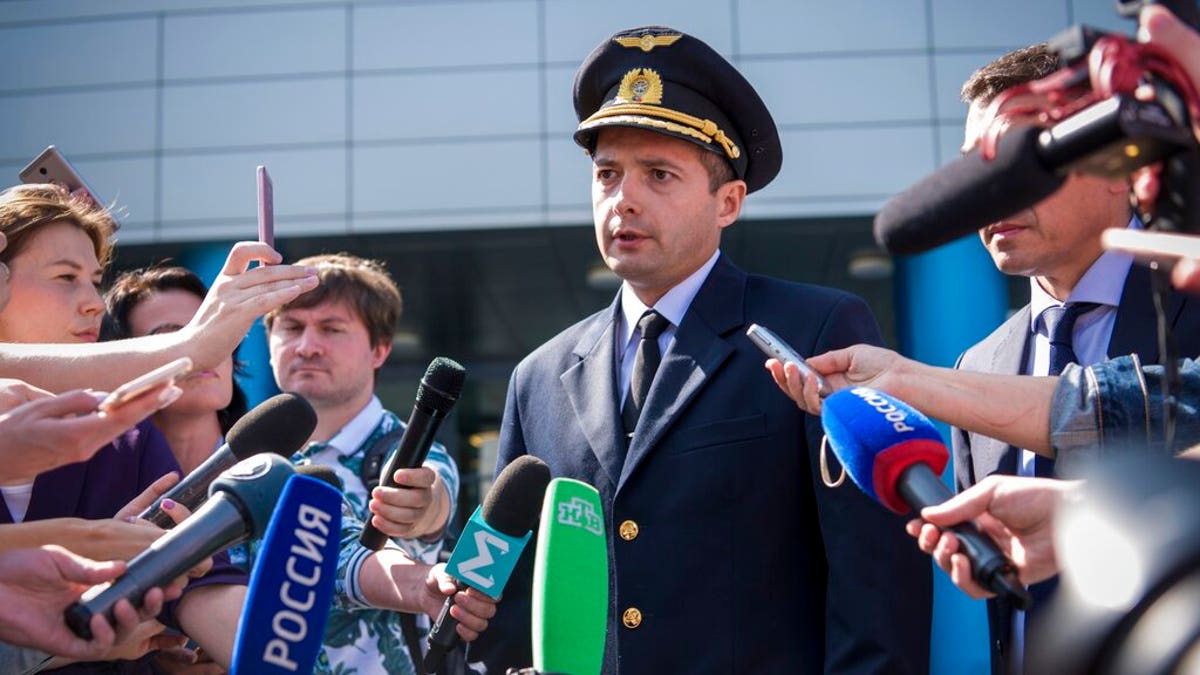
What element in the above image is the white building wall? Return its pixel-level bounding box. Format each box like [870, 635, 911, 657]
[0, 0, 1129, 243]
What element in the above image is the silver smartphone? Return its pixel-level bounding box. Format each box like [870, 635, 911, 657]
[19, 145, 103, 205]
[746, 323, 833, 397]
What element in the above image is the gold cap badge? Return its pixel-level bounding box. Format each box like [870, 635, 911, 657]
[616, 68, 663, 105]
[615, 33, 682, 52]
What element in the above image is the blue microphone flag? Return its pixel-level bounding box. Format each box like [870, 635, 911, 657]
[446, 505, 532, 596]
[230, 473, 343, 674]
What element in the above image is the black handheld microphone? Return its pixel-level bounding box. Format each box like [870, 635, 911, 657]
[139, 393, 317, 528]
[874, 94, 1194, 255]
[66, 454, 296, 639]
[424, 456, 551, 673]
[358, 357, 467, 551]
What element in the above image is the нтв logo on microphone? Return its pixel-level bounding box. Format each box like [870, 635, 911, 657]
[557, 497, 603, 536]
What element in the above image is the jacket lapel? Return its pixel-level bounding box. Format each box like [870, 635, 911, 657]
[561, 299, 626, 491]
[619, 256, 743, 487]
[1108, 263, 1186, 361]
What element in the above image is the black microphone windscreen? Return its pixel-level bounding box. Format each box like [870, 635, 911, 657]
[227, 392, 318, 460]
[418, 357, 467, 413]
[296, 464, 344, 491]
[484, 455, 551, 536]
[874, 125, 1066, 255]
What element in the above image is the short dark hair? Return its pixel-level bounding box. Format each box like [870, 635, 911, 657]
[264, 253, 401, 350]
[102, 264, 248, 434]
[961, 43, 1060, 105]
[695, 145, 736, 193]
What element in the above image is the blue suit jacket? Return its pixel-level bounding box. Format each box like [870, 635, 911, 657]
[952, 263, 1200, 673]
[473, 255, 932, 674]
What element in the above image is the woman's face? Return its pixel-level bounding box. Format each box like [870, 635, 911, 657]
[127, 288, 234, 414]
[0, 221, 103, 344]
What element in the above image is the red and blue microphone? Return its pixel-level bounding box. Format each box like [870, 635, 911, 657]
[821, 386, 1032, 608]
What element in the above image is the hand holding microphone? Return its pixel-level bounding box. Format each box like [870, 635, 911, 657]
[139, 393, 316, 529]
[820, 386, 1032, 608]
[906, 475, 1078, 599]
[424, 455, 551, 672]
[66, 454, 297, 639]
[360, 357, 466, 550]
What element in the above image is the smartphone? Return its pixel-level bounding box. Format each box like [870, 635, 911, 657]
[746, 323, 833, 397]
[257, 165, 274, 249]
[1102, 228, 1200, 268]
[98, 357, 193, 412]
[19, 145, 103, 206]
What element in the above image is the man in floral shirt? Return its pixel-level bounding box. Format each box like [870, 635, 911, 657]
[266, 253, 462, 673]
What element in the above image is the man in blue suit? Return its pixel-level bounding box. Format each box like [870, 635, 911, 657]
[473, 26, 931, 674]
[952, 44, 1200, 674]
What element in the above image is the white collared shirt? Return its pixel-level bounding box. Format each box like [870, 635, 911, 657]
[616, 250, 721, 408]
[1010, 216, 1137, 673]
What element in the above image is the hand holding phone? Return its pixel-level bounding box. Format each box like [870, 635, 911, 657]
[747, 323, 833, 397]
[99, 357, 193, 412]
[257, 165, 274, 250]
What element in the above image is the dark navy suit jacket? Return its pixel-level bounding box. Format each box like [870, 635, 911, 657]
[952, 263, 1200, 673]
[473, 255, 932, 674]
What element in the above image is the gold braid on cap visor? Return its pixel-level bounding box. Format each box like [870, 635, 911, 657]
[579, 104, 742, 160]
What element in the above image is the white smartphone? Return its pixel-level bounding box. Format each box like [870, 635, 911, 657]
[746, 323, 833, 397]
[98, 357, 193, 412]
[19, 146, 103, 206]
[1102, 228, 1200, 268]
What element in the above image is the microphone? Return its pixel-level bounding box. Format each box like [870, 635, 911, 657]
[230, 471, 343, 675]
[424, 455, 551, 673]
[532, 478, 608, 675]
[821, 386, 1032, 608]
[66, 454, 296, 639]
[140, 393, 317, 529]
[874, 94, 1193, 255]
[295, 463, 344, 491]
[359, 357, 467, 551]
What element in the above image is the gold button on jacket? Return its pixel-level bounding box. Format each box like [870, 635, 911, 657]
[619, 519, 639, 540]
[622, 607, 642, 629]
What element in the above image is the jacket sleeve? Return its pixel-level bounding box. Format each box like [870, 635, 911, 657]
[1051, 356, 1200, 475]
[806, 295, 933, 675]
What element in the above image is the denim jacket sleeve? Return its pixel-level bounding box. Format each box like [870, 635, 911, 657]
[1050, 355, 1200, 476]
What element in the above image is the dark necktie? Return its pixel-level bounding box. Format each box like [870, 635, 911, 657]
[1026, 301, 1099, 624]
[1035, 301, 1100, 478]
[621, 310, 670, 441]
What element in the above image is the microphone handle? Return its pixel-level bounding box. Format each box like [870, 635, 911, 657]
[358, 404, 447, 551]
[66, 496, 249, 639]
[423, 594, 460, 673]
[898, 464, 1033, 609]
[139, 446, 236, 528]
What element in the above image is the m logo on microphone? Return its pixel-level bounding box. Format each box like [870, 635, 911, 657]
[557, 497, 603, 536]
[446, 505, 531, 594]
[456, 530, 510, 590]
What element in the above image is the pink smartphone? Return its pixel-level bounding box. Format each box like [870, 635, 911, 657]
[98, 357, 193, 412]
[19, 146, 103, 206]
[257, 165, 274, 249]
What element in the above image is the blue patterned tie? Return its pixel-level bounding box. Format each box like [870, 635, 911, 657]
[621, 310, 671, 442]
